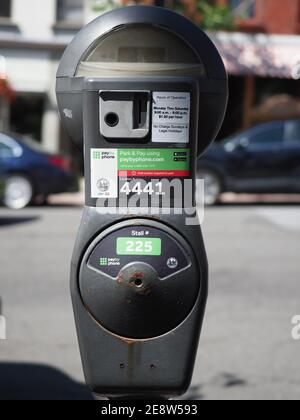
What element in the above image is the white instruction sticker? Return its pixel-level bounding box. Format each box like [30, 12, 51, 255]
[91, 149, 118, 199]
[152, 92, 190, 143]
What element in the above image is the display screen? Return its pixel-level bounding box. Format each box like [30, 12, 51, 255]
[116, 237, 162, 256]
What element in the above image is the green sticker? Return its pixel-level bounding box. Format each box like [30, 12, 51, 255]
[118, 149, 189, 171]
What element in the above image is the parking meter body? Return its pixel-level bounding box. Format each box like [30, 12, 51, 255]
[56, 6, 227, 399]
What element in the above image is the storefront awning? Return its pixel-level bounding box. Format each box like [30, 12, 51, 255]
[211, 32, 300, 79]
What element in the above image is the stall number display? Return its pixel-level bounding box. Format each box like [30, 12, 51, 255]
[117, 238, 161, 256]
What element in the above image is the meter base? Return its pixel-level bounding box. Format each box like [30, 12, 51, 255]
[71, 207, 208, 399]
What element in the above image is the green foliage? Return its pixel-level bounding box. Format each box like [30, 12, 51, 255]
[197, 0, 236, 31]
[90, 0, 118, 13]
[89, 0, 236, 31]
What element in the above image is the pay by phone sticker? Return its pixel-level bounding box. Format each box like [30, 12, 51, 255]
[91, 149, 119, 199]
[152, 92, 190, 144]
[91, 148, 190, 199]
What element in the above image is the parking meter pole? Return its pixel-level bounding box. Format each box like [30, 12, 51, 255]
[56, 6, 228, 400]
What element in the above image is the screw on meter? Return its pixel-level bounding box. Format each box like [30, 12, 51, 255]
[167, 257, 179, 269]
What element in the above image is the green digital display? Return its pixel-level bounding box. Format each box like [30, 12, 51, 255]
[116, 237, 162, 256]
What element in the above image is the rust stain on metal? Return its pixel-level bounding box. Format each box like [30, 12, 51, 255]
[126, 340, 142, 380]
[128, 272, 145, 288]
[118, 337, 137, 345]
[137, 287, 151, 296]
[131, 272, 145, 280]
[117, 274, 124, 284]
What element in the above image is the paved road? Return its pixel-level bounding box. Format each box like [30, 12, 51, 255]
[0, 204, 299, 400]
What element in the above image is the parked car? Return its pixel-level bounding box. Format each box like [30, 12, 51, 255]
[197, 119, 300, 205]
[0, 133, 78, 209]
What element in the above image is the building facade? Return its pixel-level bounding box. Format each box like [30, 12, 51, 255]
[0, 0, 121, 152]
[223, 0, 300, 34]
[180, 0, 300, 135]
[214, 0, 300, 134]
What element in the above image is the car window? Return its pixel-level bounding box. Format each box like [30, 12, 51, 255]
[248, 125, 284, 145]
[0, 135, 23, 158]
[0, 140, 14, 158]
[285, 121, 300, 143]
[223, 130, 253, 151]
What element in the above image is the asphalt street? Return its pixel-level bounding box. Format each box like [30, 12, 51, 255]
[0, 204, 300, 400]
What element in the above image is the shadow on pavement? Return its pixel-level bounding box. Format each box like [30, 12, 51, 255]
[181, 385, 204, 400]
[0, 363, 249, 400]
[180, 373, 248, 400]
[0, 216, 40, 227]
[0, 363, 93, 400]
[218, 372, 247, 388]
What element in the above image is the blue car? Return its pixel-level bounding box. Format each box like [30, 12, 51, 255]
[198, 120, 300, 205]
[0, 133, 78, 209]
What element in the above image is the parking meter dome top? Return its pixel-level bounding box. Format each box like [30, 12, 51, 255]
[57, 5, 227, 80]
[76, 25, 206, 78]
[56, 5, 228, 156]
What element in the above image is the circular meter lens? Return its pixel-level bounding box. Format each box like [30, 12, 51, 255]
[76, 25, 206, 78]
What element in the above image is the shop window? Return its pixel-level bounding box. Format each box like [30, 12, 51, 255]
[229, 0, 256, 19]
[0, 0, 11, 18]
[10, 95, 45, 142]
[57, 0, 83, 23]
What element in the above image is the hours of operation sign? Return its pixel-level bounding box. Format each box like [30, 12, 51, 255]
[152, 92, 191, 144]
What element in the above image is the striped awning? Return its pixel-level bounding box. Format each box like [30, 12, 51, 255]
[211, 31, 300, 79]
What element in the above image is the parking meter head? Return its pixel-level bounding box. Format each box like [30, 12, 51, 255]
[56, 5, 228, 155]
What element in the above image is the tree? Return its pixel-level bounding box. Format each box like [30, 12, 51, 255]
[196, 0, 236, 31]
[170, 0, 236, 31]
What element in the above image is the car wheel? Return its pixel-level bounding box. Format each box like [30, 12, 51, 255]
[4, 175, 34, 210]
[197, 169, 222, 206]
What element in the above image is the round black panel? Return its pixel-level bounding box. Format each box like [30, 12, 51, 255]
[79, 220, 201, 339]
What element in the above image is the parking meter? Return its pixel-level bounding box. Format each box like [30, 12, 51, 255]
[56, 6, 227, 399]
